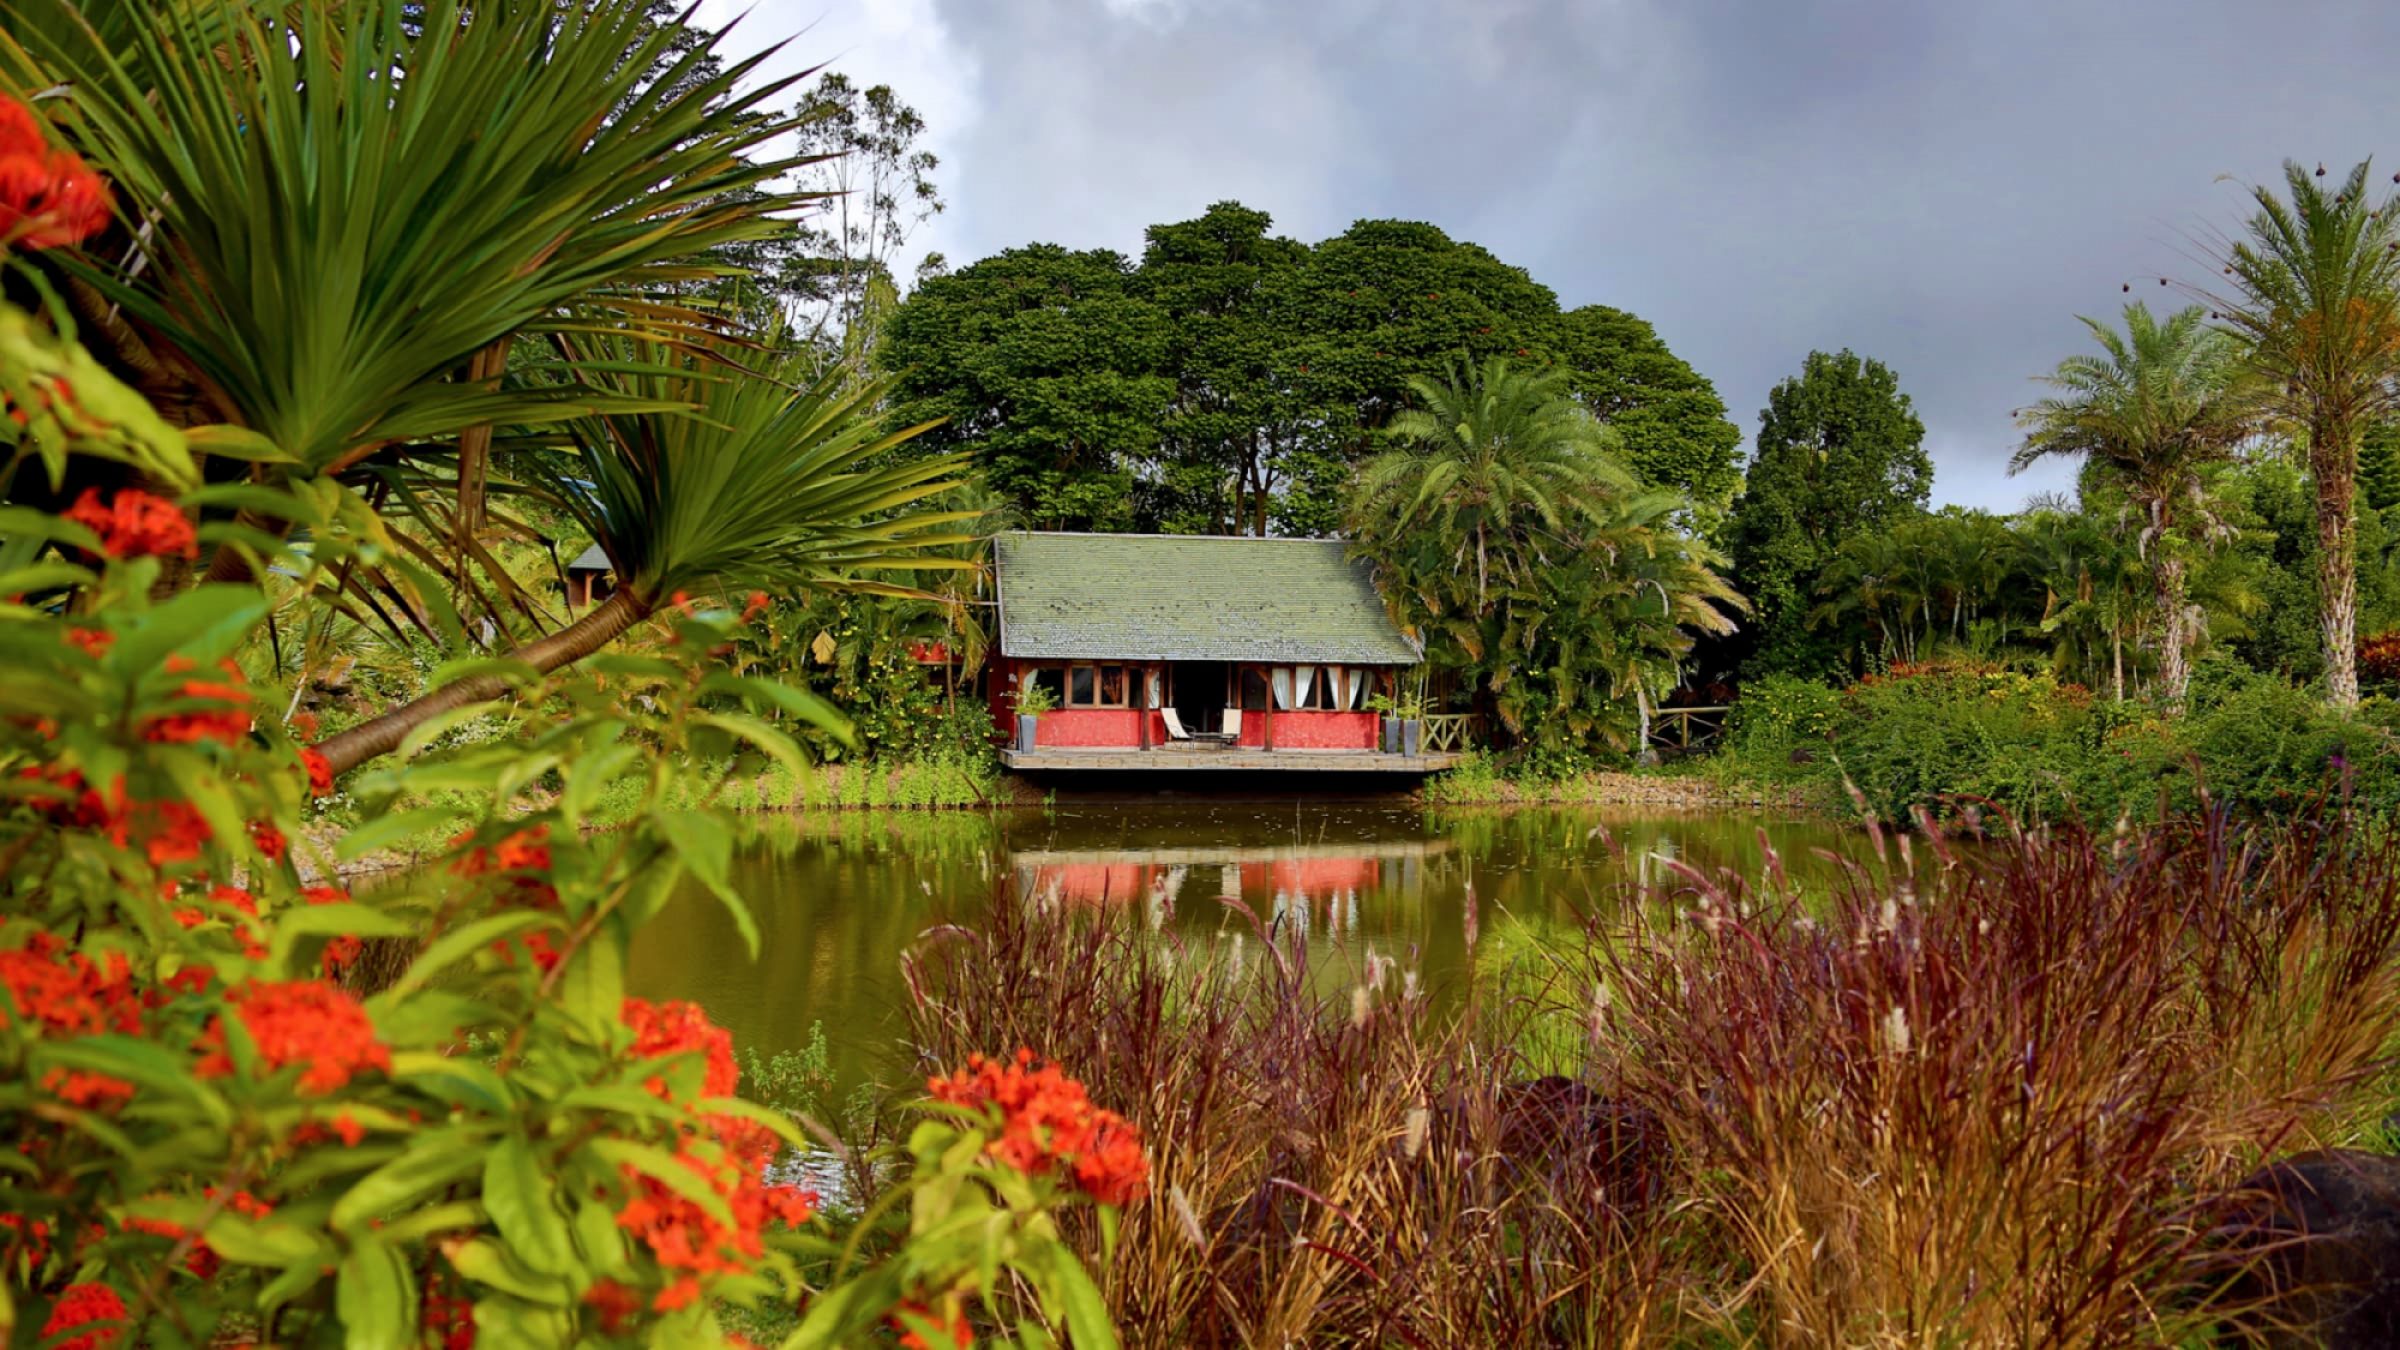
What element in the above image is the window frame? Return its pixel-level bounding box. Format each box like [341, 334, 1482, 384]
[1057, 662, 1133, 709]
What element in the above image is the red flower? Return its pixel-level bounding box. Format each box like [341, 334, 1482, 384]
[43, 1067, 134, 1111]
[288, 709, 320, 738]
[0, 934, 143, 1038]
[0, 1213, 52, 1267]
[0, 97, 111, 252]
[173, 884, 266, 960]
[195, 979, 390, 1095]
[61, 488, 196, 560]
[891, 1300, 972, 1349]
[741, 591, 770, 624]
[303, 886, 362, 977]
[452, 825, 557, 905]
[928, 1049, 1149, 1206]
[584, 1279, 643, 1332]
[623, 997, 737, 1099]
[143, 657, 249, 746]
[421, 1287, 476, 1350]
[248, 819, 287, 863]
[300, 746, 335, 797]
[125, 1188, 271, 1278]
[64, 627, 112, 660]
[40, 1282, 126, 1350]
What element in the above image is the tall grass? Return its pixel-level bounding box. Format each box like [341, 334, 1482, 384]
[890, 807, 2400, 1347]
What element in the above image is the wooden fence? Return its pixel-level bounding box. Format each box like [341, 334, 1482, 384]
[1648, 705, 1729, 752]
[1421, 713, 1483, 753]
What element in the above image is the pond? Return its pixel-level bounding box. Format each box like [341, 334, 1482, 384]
[623, 802, 1866, 1094]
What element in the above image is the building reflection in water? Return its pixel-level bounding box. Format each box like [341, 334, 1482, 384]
[1008, 841, 1450, 942]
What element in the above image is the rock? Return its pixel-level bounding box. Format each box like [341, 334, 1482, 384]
[2210, 1149, 2400, 1347]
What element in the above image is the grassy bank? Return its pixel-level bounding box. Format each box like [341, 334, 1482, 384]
[1423, 753, 1805, 810]
[878, 809, 2400, 1346]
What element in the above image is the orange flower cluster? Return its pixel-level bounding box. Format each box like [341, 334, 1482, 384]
[22, 769, 215, 866]
[142, 657, 250, 746]
[195, 979, 390, 1095]
[614, 998, 818, 1311]
[300, 746, 335, 798]
[64, 627, 112, 660]
[928, 1049, 1149, 1206]
[39, 1281, 126, 1350]
[892, 1299, 973, 1349]
[0, 96, 109, 252]
[61, 488, 196, 561]
[0, 933, 143, 1038]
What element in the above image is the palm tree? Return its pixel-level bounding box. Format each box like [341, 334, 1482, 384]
[2014, 303, 2252, 707]
[1353, 357, 1634, 611]
[2199, 159, 2400, 707]
[312, 338, 972, 773]
[9, 0, 810, 577]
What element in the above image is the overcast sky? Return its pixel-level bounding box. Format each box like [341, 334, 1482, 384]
[695, 0, 2400, 511]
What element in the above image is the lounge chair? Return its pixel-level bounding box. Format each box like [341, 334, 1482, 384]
[1161, 707, 1192, 741]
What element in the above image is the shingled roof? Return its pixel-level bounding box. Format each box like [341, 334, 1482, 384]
[994, 532, 1422, 666]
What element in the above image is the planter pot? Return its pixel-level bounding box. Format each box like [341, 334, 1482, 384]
[1016, 714, 1040, 753]
[1400, 719, 1423, 757]
[1380, 717, 1401, 754]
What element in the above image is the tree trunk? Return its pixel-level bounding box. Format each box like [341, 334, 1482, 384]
[2154, 555, 2189, 710]
[2112, 627, 2124, 703]
[454, 338, 512, 549]
[2313, 413, 2362, 708]
[312, 587, 649, 774]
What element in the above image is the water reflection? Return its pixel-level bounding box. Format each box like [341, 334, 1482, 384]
[623, 803, 1866, 1095]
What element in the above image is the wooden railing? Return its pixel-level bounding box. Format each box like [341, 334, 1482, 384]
[1421, 713, 1483, 753]
[1649, 705, 1729, 752]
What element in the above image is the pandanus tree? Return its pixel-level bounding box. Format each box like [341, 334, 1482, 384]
[2014, 303, 2252, 707]
[313, 338, 970, 773]
[2197, 160, 2400, 707]
[3, 0, 812, 582]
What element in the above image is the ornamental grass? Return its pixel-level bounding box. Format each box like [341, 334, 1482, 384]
[901, 805, 2400, 1347]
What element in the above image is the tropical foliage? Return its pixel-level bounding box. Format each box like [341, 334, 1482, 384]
[1347, 359, 1741, 765]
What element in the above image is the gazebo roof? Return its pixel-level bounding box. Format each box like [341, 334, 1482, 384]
[566, 544, 611, 573]
[993, 532, 1421, 666]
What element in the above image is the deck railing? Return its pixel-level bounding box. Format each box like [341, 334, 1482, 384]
[1421, 713, 1483, 753]
[1648, 705, 1730, 752]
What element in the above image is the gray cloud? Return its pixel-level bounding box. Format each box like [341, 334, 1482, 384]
[749, 0, 2400, 509]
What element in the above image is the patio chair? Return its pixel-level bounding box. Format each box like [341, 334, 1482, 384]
[1161, 707, 1193, 741]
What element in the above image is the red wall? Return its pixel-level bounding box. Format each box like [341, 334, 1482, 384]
[1026, 709, 1169, 747]
[1236, 710, 1377, 750]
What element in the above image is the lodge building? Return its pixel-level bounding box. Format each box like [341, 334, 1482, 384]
[988, 532, 1461, 773]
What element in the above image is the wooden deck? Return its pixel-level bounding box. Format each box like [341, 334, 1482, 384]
[1001, 746, 1464, 773]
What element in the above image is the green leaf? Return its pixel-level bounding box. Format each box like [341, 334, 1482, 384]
[574, 1196, 630, 1276]
[445, 1237, 570, 1307]
[388, 912, 552, 995]
[337, 1241, 414, 1350]
[556, 924, 624, 1037]
[330, 1133, 486, 1234]
[268, 902, 413, 972]
[1033, 1242, 1120, 1350]
[115, 584, 268, 672]
[387, 1052, 516, 1114]
[484, 1136, 575, 1277]
[201, 1215, 327, 1269]
[183, 424, 297, 463]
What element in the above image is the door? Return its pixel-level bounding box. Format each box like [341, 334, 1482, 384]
[1171, 661, 1228, 734]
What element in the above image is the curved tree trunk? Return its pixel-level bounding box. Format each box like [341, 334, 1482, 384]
[313, 587, 650, 774]
[2313, 415, 2362, 708]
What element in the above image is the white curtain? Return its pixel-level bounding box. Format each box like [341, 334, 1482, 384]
[1353, 669, 1374, 709]
[1293, 665, 1316, 709]
[1145, 667, 1163, 708]
[1271, 666, 1295, 710]
[1324, 665, 1346, 711]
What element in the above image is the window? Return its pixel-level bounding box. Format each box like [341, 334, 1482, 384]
[1030, 667, 1066, 704]
[1237, 667, 1272, 711]
[1300, 666, 1345, 711]
[1051, 663, 1135, 708]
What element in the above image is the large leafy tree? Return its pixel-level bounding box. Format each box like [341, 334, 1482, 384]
[2201, 159, 2400, 707]
[878, 206, 1728, 538]
[2013, 304, 2253, 707]
[1136, 203, 1314, 534]
[1724, 349, 1932, 676]
[1549, 304, 1743, 532]
[878, 245, 1172, 530]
